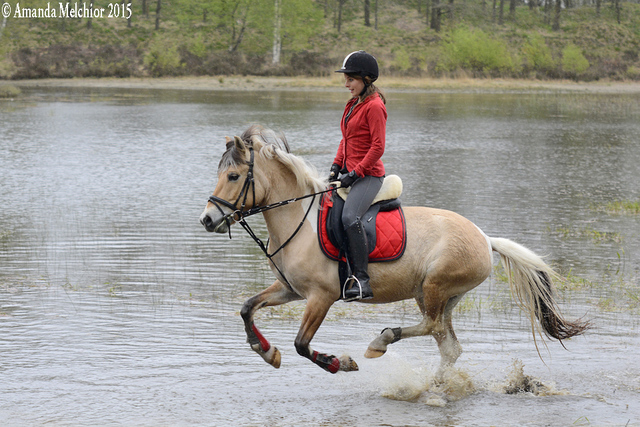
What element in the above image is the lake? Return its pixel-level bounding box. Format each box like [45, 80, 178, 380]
[1, 84, 639, 426]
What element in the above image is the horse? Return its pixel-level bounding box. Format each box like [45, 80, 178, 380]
[199, 125, 589, 376]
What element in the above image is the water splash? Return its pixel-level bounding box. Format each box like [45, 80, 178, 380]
[425, 366, 476, 403]
[375, 355, 428, 402]
[498, 359, 567, 396]
[373, 354, 476, 405]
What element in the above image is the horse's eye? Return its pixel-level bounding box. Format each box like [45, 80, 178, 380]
[228, 173, 240, 182]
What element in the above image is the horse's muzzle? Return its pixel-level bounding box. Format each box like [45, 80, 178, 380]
[199, 212, 228, 234]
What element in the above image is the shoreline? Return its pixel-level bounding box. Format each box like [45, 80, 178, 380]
[8, 76, 640, 94]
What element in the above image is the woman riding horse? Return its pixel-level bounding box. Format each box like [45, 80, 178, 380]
[331, 50, 387, 302]
[200, 125, 589, 376]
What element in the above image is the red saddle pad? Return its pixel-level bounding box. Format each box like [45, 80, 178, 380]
[318, 193, 407, 263]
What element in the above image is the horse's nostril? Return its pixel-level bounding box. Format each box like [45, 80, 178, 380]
[201, 215, 212, 227]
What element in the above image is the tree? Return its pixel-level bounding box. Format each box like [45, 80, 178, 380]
[430, 0, 442, 31]
[552, 0, 561, 31]
[277, 0, 323, 55]
[155, 0, 161, 30]
[374, 0, 379, 29]
[425, 0, 430, 24]
[87, 3, 93, 29]
[126, 0, 132, 28]
[273, 0, 281, 64]
[364, 0, 371, 26]
[337, 0, 347, 33]
[229, 2, 250, 52]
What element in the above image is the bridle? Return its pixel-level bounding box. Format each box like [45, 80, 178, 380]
[207, 144, 334, 290]
[207, 145, 257, 236]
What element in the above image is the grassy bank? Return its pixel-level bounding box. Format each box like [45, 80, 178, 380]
[11, 75, 640, 95]
[1, 0, 639, 81]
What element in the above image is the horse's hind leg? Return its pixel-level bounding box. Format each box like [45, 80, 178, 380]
[240, 279, 302, 368]
[433, 295, 464, 380]
[364, 314, 439, 359]
[364, 292, 464, 367]
[364, 292, 442, 359]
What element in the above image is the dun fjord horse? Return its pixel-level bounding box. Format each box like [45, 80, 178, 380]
[200, 125, 588, 376]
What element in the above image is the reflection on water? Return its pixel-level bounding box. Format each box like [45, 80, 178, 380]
[1, 87, 639, 426]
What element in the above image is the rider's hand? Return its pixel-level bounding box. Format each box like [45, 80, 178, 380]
[339, 170, 358, 188]
[328, 163, 341, 182]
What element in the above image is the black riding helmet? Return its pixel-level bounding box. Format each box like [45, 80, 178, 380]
[335, 51, 379, 85]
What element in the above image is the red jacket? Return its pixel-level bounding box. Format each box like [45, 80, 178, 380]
[334, 93, 386, 178]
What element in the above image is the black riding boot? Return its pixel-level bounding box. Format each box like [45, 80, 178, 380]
[343, 220, 374, 301]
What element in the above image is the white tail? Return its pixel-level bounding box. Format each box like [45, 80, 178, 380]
[490, 237, 589, 343]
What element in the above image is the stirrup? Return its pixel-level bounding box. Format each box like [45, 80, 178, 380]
[342, 276, 372, 302]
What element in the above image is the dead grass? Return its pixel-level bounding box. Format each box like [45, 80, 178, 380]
[13, 76, 640, 94]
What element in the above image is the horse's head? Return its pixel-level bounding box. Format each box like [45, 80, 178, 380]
[200, 125, 325, 234]
[200, 133, 266, 233]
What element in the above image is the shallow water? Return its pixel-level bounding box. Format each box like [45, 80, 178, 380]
[1, 87, 639, 426]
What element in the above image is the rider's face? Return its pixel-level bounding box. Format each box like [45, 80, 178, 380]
[344, 75, 365, 98]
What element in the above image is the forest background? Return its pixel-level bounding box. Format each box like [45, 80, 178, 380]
[0, 0, 639, 82]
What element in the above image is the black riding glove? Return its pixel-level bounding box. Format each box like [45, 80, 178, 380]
[339, 170, 358, 188]
[328, 163, 341, 182]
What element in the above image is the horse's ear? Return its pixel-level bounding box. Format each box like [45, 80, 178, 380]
[224, 136, 233, 150]
[233, 135, 246, 154]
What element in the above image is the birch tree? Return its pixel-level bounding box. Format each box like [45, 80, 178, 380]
[273, 0, 282, 64]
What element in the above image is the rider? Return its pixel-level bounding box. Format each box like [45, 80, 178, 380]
[329, 50, 387, 301]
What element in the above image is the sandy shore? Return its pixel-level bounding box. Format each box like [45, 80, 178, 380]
[9, 75, 640, 94]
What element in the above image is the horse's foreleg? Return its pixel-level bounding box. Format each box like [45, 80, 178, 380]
[294, 294, 358, 374]
[240, 279, 302, 369]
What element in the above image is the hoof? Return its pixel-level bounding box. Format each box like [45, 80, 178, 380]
[270, 347, 282, 369]
[338, 355, 359, 372]
[364, 347, 386, 359]
[252, 343, 281, 369]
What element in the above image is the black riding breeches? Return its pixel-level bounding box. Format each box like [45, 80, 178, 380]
[341, 175, 384, 229]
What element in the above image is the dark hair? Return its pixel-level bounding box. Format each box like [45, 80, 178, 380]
[345, 73, 386, 104]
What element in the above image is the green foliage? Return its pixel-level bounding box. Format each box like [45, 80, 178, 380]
[280, 0, 324, 52]
[604, 199, 640, 214]
[0, 83, 21, 98]
[561, 44, 590, 77]
[1, 0, 639, 80]
[627, 65, 640, 80]
[144, 37, 184, 76]
[437, 27, 521, 76]
[187, 34, 208, 59]
[522, 34, 556, 74]
[393, 47, 412, 72]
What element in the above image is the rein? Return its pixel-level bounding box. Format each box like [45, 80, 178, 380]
[207, 144, 334, 289]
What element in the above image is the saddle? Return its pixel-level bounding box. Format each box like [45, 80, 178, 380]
[318, 175, 407, 264]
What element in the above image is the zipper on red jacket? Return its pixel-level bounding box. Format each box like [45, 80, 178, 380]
[344, 99, 358, 127]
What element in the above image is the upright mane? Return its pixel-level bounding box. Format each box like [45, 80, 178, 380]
[221, 124, 326, 194]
